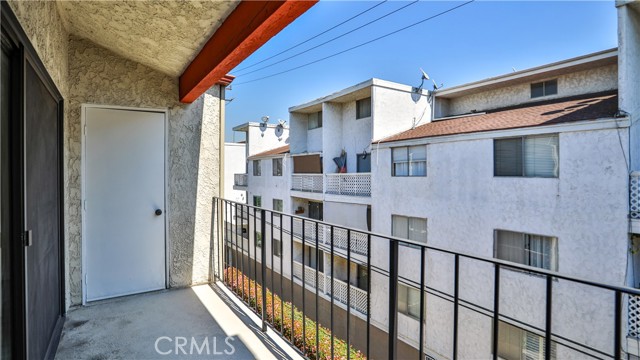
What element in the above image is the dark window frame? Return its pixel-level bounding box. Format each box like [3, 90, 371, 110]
[530, 79, 558, 98]
[252, 160, 261, 176]
[356, 97, 372, 119]
[272, 158, 282, 176]
[493, 134, 559, 178]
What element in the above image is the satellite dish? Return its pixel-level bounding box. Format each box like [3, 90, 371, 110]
[259, 116, 269, 137]
[275, 119, 286, 140]
[420, 68, 430, 81]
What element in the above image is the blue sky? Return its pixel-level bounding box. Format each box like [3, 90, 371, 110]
[225, 0, 618, 142]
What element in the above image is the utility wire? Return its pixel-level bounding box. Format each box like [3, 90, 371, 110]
[234, 1, 475, 86]
[234, 1, 388, 74]
[234, 0, 418, 77]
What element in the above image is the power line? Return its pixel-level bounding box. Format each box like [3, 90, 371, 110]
[234, 1, 388, 74]
[233, 0, 418, 77]
[233, 1, 475, 86]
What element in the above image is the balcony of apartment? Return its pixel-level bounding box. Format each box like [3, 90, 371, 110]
[214, 197, 640, 360]
[291, 173, 324, 200]
[233, 173, 248, 190]
[631, 172, 640, 234]
[325, 172, 372, 204]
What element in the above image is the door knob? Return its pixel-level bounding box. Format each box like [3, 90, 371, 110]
[155, 209, 163, 216]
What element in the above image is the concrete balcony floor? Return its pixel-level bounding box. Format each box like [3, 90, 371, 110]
[55, 284, 302, 360]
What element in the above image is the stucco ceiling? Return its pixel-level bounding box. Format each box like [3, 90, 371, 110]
[57, 0, 241, 77]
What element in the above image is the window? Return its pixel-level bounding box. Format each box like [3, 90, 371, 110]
[392, 215, 427, 243]
[392, 146, 426, 176]
[398, 284, 421, 320]
[273, 237, 282, 257]
[357, 153, 371, 173]
[498, 321, 556, 360]
[494, 134, 559, 177]
[253, 160, 261, 176]
[356, 97, 372, 119]
[273, 199, 283, 212]
[308, 111, 322, 130]
[253, 196, 262, 208]
[494, 230, 558, 271]
[272, 158, 282, 176]
[531, 79, 558, 98]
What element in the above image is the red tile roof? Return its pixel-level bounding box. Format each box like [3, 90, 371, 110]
[380, 91, 619, 143]
[248, 145, 290, 159]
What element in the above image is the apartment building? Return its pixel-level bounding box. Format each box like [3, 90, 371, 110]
[233, 49, 639, 360]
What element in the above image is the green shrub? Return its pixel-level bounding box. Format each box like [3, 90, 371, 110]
[224, 267, 366, 360]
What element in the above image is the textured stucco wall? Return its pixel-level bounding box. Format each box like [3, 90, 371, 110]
[372, 85, 430, 141]
[289, 112, 308, 155]
[224, 143, 247, 203]
[67, 36, 221, 305]
[247, 154, 291, 213]
[56, 0, 239, 77]
[245, 124, 289, 158]
[7, 0, 69, 97]
[369, 125, 630, 357]
[446, 64, 618, 116]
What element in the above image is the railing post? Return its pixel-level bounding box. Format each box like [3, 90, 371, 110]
[544, 274, 553, 360]
[453, 254, 459, 360]
[492, 264, 501, 360]
[615, 290, 622, 360]
[389, 239, 399, 360]
[260, 208, 267, 332]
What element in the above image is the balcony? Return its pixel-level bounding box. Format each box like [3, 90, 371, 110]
[55, 284, 302, 359]
[213, 197, 640, 360]
[233, 173, 248, 189]
[291, 173, 323, 193]
[632, 173, 640, 234]
[293, 260, 326, 291]
[292, 218, 324, 242]
[325, 173, 371, 199]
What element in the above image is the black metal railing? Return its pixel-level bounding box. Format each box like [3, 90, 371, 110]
[211, 197, 640, 360]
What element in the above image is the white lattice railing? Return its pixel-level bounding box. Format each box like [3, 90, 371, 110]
[631, 172, 640, 220]
[324, 227, 368, 256]
[293, 261, 325, 291]
[234, 173, 248, 187]
[293, 219, 324, 243]
[325, 173, 371, 197]
[629, 295, 640, 338]
[292, 174, 323, 193]
[327, 278, 368, 315]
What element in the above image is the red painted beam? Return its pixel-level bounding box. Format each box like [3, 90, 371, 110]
[179, 0, 317, 103]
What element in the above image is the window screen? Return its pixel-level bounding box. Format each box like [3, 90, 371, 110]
[272, 158, 282, 176]
[253, 160, 261, 176]
[356, 97, 372, 119]
[272, 199, 283, 212]
[398, 284, 421, 320]
[494, 134, 558, 177]
[392, 215, 427, 243]
[498, 321, 557, 360]
[531, 79, 558, 98]
[495, 230, 558, 271]
[253, 196, 262, 208]
[392, 146, 426, 176]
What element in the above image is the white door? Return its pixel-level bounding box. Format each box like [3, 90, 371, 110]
[84, 107, 166, 302]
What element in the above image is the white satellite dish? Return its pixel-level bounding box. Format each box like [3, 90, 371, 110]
[259, 115, 269, 136]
